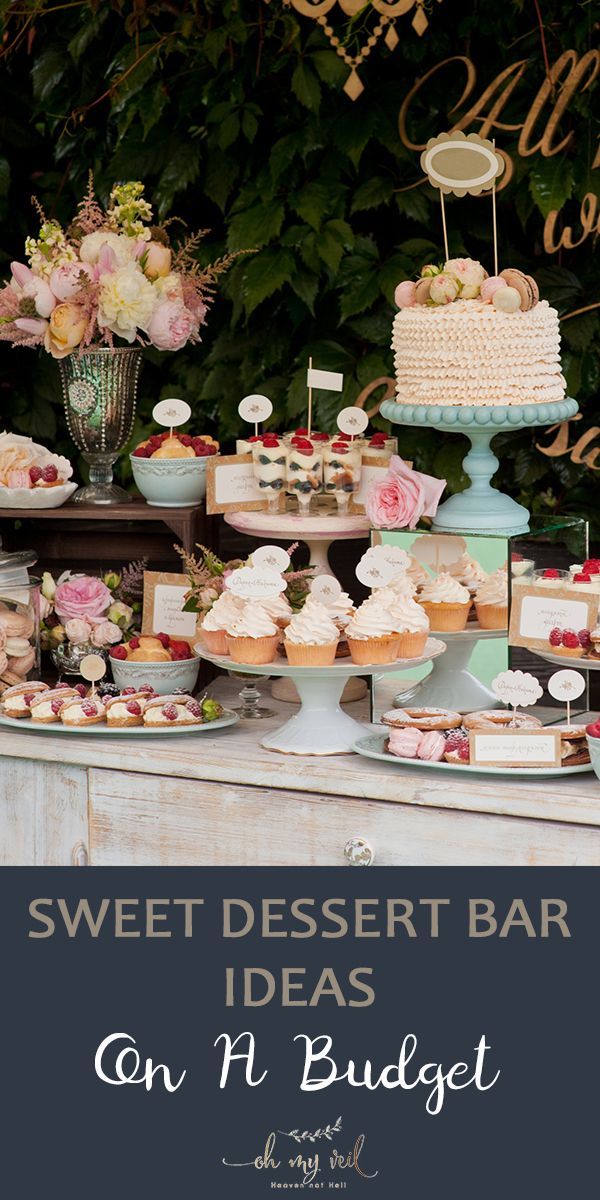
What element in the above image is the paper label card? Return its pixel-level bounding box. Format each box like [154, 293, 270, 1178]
[142, 571, 198, 643]
[206, 454, 275, 514]
[226, 566, 285, 600]
[469, 729, 561, 769]
[509, 583, 599, 651]
[307, 367, 343, 391]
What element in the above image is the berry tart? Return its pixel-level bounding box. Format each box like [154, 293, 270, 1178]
[60, 695, 107, 727]
[105, 692, 149, 728]
[142, 694, 203, 727]
[548, 628, 588, 658]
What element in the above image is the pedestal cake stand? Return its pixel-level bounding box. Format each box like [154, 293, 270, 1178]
[196, 638, 446, 755]
[225, 506, 371, 578]
[380, 398, 578, 537]
[393, 624, 505, 714]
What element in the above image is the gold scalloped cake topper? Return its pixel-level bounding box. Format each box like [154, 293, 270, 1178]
[420, 131, 505, 197]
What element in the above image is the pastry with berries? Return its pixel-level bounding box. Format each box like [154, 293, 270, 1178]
[548, 628, 587, 658]
[142, 694, 203, 727]
[1, 680, 49, 718]
[109, 634, 195, 664]
[443, 728, 471, 765]
[105, 692, 149, 728]
[60, 695, 107, 727]
[132, 431, 219, 460]
[29, 686, 81, 724]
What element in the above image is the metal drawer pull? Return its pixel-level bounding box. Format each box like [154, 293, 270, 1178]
[71, 841, 89, 867]
[344, 837, 375, 866]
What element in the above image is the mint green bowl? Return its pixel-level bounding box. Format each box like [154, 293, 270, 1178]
[130, 453, 208, 508]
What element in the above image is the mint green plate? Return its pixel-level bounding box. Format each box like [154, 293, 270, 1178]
[353, 732, 592, 777]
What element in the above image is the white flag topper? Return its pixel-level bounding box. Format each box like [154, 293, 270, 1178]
[306, 367, 344, 392]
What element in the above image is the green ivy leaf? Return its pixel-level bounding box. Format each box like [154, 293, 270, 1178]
[0, 158, 10, 197]
[218, 111, 241, 150]
[228, 200, 285, 250]
[289, 268, 319, 314]
[31, 48, 67, 103]
[339, 272, 379, 322]
[395, 187, 430, 224]
[205, 149, 239, 212]
[350, 176, 393, 214]
[529, 158, 574, 219]
[292, 182, 335, 230]
[561, 312, 599, 351]
[292, 62, 321, 111]
[241, 247, 295, 312]
[311, 50, 346, 86]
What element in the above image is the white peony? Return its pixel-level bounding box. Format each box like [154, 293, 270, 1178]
[153, 272, 184, 303]
[80, 231, 138, 269]
[97, 263, 157, 342]
[443, 258, 486, 300]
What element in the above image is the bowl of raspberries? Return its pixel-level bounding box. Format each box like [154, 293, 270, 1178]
[131, 431, 219, 508]
[109, 633, 201, 694]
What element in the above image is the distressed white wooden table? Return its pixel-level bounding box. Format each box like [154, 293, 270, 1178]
[0, 678, 598, 866]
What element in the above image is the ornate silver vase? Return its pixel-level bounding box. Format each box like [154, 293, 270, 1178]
[58, 347, 142, 505]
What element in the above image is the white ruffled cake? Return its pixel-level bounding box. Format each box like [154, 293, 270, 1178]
[391, 261, 566, 408]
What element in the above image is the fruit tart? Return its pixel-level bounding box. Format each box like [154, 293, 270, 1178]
[142, 694, 203, 727]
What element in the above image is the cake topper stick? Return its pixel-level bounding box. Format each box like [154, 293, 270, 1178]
[153, 398, 191, 441]
[491, 140, 499, 277]
[239, 394, 273, 439]
[308, 355, 313, 437]
[420, 132, 505, 266]
[79, 653, 106, 698]
[439, 192, 450, 262]
[305, 362, 344, 437]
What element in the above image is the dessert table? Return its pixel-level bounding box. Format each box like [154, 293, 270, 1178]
[1, 677, 599, 867]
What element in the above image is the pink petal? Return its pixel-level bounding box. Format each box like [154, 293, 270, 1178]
[14, 317, 48, 335]
[11, 261, 33, 287]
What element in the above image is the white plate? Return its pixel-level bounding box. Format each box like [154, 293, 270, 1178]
[0, 709, 238, 736]
[353, 732, 593, 777]
[0, 482, 77, 509]
[534, 649, 600, 671]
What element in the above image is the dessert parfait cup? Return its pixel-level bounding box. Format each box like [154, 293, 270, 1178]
[286, 443, 323, 514]
[323, 442, 362, 516]
[251, 440, 287, 514]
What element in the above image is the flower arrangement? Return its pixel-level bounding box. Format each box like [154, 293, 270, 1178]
[394, 258, 539, 314]
[40, 558, 146, 651]
[365, 457, 446, 530]
[176, 542, 314, 618]
[0, 178, 240, 358]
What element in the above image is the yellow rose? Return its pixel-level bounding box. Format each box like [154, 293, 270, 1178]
[44, 303, 86, 359]
[143, 242, 172, 280]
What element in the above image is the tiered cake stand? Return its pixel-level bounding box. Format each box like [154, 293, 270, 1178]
[196, 638, 446, 755]
[225, 506, 371, 578]
[393, 623, 505, 714]
[380, 398, 578, 537]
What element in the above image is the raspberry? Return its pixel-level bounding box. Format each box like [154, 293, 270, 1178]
[29, 465, 43, 484]
[583, 560, 600, 575]
[194, 443, 210, 456]
[162, 704, 178, 721]
[157, 632, 171, 649]
[186, 700, 202, 717]
[573, 574, 591, 583]
[445, 729, 469, 752]
[75, 683, 87, 698]
[50, 699, 64, 715]
[127, 637, 140, 650]
[81, 701, 97, 717]
[457, 744, 470, 762]
[147, 435, 162, 449]
[543, 568, 560, 578]
[586, 722, 600, 739]
[369, 433, 386, 444]
[23, 693, 35, 706]
[549, 628, 563, 646]
[171, 644, 192, 661]
[125, 700, 142, 716]
[122, 686, 137, 695]
[247, 435, 262, 443]
[578, 629, 592, 648]
[56, 682, 71, 690]
[138, 684, 155, 694]
[109, 644, 127, 659]
[132, 446, 149, 457]
[562, 630, 580, 649]
[41, 464, 58, 483]
[179, 434, 193, 446]
[295, 427, 308, 436]
[206, 444, 218, 456]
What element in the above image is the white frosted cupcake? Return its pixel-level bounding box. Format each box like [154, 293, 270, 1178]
[284, 597, 340, 665]
[377, 588, 430, 658]
[346, 595, 400, 664]
[448, 552, 488, 595]
[418, 573, 471, 631]
[325, 589, 356, 630]
[200, 590, 245, 654]
[225, 605, 280, 664]
[388, 572, 417, 599]
[257, 592, 293, 629]
[475, 569, 508, 629]
[407, 556, 430, 591]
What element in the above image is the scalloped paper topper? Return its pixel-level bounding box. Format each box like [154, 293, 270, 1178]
[420, 131, 505, 197]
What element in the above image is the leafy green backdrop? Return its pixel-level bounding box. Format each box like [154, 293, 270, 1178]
[0, 0, 598, 525]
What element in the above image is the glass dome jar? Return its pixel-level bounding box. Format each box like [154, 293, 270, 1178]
[0, 547, 41, 683]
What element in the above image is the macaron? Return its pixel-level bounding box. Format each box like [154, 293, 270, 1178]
[0, 609, 34, 639]
[414, 278, 432, 304]
[493, 286, 521, 313]
[499, 268, 538, 311]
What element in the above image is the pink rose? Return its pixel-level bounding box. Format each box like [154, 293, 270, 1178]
[143, 242, 172, 280]
[54, 575, 112, 622]
[64, 617, 93, 644]
[444, 257, 486, 299]
[90, 619, 122, 647]
[49, 262, 92, 301]
[366, 456, 446, 530]
[147, 300, 195, 351]
[429, 273, 458, 305]
[394, 280, 416, 309]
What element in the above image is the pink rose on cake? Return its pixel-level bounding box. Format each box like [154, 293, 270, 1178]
[55, 575, 113, 622]
[366, 456, 446, 530]
[443, 258, 486, 299]
[429, 273, 458, 305]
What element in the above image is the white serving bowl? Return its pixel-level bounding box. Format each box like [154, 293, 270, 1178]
[109, 653, 201, 695]
[0, 481, 77, 509]
[130, 453, 209, 508]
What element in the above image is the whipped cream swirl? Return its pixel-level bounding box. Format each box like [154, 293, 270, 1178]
[476, 569, 508, 606]
[346, 595, 397, 640]
[285, 597, 340, 646]
[202, 590, 245, 632]
[419, 572, 470, 604]
[227, 605, 278, 639]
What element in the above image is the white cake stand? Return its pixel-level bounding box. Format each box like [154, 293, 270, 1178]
[225, 507, 371, 577]
[196, 638, 446, 755]
[393, 624, 506, 714]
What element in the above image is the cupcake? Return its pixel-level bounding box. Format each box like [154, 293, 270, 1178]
[388, 572, 417, 599]
[475, 569, 509, 630]
[200, 590, 245, 654]
[377, 588, 430, 658]
[324, 589, 356, 630]
[448, 552, 488, 595]
[283, 596, 340, 665]
[417, 573, 471, 632]
[225, 606, 281, 664]
[407, 556, 430, 591]
[256, 592, 293, 629]
[346, 594, 400, 664]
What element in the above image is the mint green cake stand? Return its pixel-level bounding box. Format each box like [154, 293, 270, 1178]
[380, 397, 578, 536]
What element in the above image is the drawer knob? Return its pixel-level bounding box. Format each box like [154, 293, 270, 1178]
[344, 837, 375, 866]
[71, 841, 89, 867]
